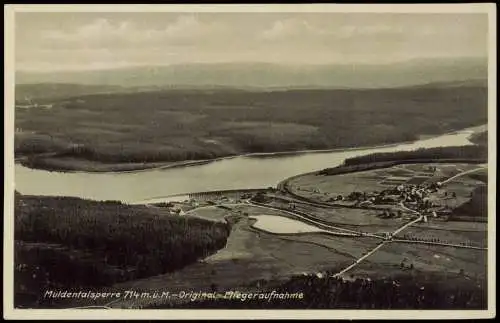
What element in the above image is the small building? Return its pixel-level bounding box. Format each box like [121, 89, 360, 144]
[383, 232, 393, 240]
[171, 207, 185, 216]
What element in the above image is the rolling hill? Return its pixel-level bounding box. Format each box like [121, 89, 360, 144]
[16, 57, 487, 90]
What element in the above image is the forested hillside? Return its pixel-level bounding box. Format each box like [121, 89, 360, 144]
[14, 194, 231, 307]
[15, 84, 487, 171]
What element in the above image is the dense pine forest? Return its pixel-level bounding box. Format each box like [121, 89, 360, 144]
[15, 84, 487, 171]
[14, 193, 231, 307]
[342, 145, 487, 167]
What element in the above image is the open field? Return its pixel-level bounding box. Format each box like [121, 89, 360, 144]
[287, 171, 388, 201]
[183, 206, 234, 223]
[350, 242, 487, 280]
[411, 220, 487, 231]
[145, 206, 487, 309]
[286, 163, 487, 208]
[264, 200, 404, 233]
[400, 226, 487, 247]
[15, 85, 487, 171]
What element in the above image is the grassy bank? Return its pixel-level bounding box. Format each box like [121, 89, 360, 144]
[15, 85, 487, 172]
[14, 193, 231, 308]
[17, 156, 181, 173]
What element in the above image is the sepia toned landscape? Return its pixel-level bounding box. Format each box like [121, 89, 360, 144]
[9, 8, 492, 313]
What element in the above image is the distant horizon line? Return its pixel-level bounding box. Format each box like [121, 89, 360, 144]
[15, 56, 488, 74]
[15, 78, 488, 90]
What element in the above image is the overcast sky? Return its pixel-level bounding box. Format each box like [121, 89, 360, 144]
[15, 12, 488, 72]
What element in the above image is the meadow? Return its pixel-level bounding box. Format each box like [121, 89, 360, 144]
[350, 243, 487, 280]
[265, 199, 403, 233]
[286, 163, 487, 209]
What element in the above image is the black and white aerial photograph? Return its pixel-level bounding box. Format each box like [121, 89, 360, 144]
[4, 3, 496, 320]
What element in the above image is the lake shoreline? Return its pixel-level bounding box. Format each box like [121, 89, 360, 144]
[16, 124, 486, 175]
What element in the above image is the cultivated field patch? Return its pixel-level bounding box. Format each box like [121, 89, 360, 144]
[350, 243, 487, 280]
[287, 163, 486, 208]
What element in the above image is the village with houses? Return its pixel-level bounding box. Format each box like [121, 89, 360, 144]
[156, 162, 486, 229]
